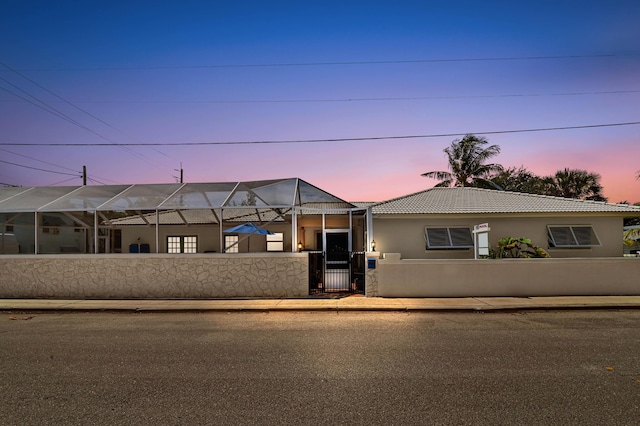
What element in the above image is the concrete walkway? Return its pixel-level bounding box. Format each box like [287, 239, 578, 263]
[2, 295, 640, 312]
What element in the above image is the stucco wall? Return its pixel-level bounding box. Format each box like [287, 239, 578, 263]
[376, 254, 640, 297]
[120, 223, 296, 254]
[0, 253, 308, 299]
[373, 215, 624, 259]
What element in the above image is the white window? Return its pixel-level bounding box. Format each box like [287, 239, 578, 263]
[167, 236, 197, 253]
[266, 232, 284, 252]
[425, 227, 473, 249]
[547, 225, 600, 248]
[225, 235, 239, 253]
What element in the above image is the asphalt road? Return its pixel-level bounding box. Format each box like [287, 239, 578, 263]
[1, 310, 639, 425]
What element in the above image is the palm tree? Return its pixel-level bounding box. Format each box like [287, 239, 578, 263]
[421, 134, 502, 187]
[543, 168, 607, 201]
[486, 166, 545, 193]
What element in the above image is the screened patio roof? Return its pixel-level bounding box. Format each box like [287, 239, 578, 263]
[0, 178, 356, 215]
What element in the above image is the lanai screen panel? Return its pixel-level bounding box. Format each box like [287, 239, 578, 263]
[296, 180, 354, 210]
[221, 207, 290, 223]
[223, 179, 298, 208]
[246, 179, 297, 207]
[40, 185, 131, 211]
[160, 182, 237, 209]
[98, 183, 183, 211]
[0, 186, 79, 212]
[0, 186, 31, 204]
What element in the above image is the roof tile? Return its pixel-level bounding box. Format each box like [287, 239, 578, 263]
[372, 187, 640, 215]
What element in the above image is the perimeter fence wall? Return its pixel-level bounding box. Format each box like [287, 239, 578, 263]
[0, 253, 308, 299]
[370, 253, 640, 297]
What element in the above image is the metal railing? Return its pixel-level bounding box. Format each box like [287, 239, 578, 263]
[308, 251, 365, 295]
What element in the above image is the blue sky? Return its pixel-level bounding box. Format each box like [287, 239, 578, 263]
[1, 1, 639, 202]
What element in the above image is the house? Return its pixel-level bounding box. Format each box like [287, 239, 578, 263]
[0, 179, 369, 298]
[0, 178, 369, 255]
[370, 187, 640, 259]
[1, 180, 639, 299]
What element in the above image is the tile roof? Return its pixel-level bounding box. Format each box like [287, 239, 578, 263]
[372, 187, 640, 215]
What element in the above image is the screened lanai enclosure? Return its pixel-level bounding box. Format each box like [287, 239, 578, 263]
[0, 178, 371, 257]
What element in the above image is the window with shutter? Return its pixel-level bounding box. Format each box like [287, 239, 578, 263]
[425, 227, 473, 249]
[547, 225, 600, 247]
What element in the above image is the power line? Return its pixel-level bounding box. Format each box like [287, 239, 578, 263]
[0, 147, 79, 173]
[0, 159, 81, 176]
[7, 54, 633, 72]
[0, 149, 123, 184]
[1, 62, 174, 161]
[27, 89, 635, 105]
[0, 63, 154, 163]
[1, 121, 638, 147]
[46, 176, 81, 186]
[0, 79, 92, 129]
[1, 62, 178, 175]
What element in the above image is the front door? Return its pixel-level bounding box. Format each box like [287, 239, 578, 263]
[321, 231, 350, 291]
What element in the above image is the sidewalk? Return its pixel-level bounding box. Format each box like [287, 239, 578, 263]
[2, 295, 640, 312]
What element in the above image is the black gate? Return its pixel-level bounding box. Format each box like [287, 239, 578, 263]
[309, 251, 365, 295]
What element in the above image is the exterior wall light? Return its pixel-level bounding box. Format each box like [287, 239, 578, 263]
[371, 240, 376, 251]
[297, 241, 303, 252]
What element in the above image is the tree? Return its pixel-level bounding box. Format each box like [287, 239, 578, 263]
[486, 166, 545, 193]
[421, 134, 502, 188]
[541, 168, 607, 201]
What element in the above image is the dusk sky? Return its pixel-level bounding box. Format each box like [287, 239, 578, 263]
[1, 1, 639, 203]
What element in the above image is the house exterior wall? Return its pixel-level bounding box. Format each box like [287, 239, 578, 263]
[374, 254, 640, 297]
[373, 214, 624, 259]
[0, 253, 308, 298]
[120, 223, 296, 253]
[298, 215, 366, 252]
[116, 215, 367, 254]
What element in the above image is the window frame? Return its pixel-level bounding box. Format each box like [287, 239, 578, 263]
[266, 232, 284, 252]
[425, 226, 474, 250]
[224, 235, 239, 253]
[166, 235, 198, 253]
[547, 225, 601, 248]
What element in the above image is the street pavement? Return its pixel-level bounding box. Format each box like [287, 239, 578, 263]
[3, 310, 640, 425]
[2, 295, 640, 312]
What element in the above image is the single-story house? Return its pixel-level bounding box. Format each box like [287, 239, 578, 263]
[0, 178, 369, 255]
[370, 187, 640, 259]
[1, 180, 639, 299]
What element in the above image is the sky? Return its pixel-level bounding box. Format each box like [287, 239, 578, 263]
[1, 0, 639, 203]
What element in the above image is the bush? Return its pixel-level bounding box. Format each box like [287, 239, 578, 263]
[496, 237, 550, 258]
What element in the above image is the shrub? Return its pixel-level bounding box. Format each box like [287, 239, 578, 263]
[496, 237, 550, 258]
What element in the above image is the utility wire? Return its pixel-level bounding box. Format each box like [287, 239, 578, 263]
[0, 147, 79, 173]
[0, 79, 92, 129]
[3, 89, 635, 106]
[33, 89, 637, 105]
[1, 146, 123, 185]
[47, 176, 81, 186]
[7, 54, 632, 71]
[0, 62, 173, 163]
[0, 63, 153, 163]
[1, 121, 638, 147]
[86, 176, 124, 185]
[0, 159, 81, 176]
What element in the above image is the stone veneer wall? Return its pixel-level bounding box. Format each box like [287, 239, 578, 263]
[0, 253, 308, 299]
[364, 253, 380, 297]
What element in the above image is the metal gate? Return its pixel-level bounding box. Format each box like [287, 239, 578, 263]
[309, 251, 365, 295]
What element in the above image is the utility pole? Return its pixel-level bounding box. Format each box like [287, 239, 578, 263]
[82, 165, 87, 185]
[174, 162, 183, 183]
